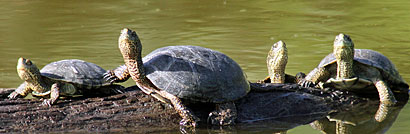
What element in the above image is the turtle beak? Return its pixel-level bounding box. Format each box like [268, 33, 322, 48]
[272, 40, 287, 55]
[17, 57, 26, 70]
[334, 33, 353, 48]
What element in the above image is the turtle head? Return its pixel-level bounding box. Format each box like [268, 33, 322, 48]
[118, 28, 142, 59]
[333, 33, 354, 61]
[17, 57, 41, 82]
[267, 40, 288, 83]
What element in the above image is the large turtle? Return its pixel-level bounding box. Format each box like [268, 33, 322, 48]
[298, 34, 409, 122]
[104, 28, 250, 127]
[9, 58, 123, 106]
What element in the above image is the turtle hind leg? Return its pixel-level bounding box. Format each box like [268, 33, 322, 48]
[208, 102, 237, 126]
[157, 90, 199, 127]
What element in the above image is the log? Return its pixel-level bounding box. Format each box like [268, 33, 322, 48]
[0, 83, 383, 133]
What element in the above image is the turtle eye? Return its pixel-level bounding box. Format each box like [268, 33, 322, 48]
[273, 43, 279, 49]
[25, 59, 32, 65]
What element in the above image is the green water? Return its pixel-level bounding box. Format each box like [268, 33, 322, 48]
[1, 0, 409, 133]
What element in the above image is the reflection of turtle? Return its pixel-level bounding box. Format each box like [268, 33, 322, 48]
[298, 33, 409, 105]
[310, 100, 404, 134]
[9, 58, 123, 106]
[106, 28, 250, 127]
[259, 41, 298, 84]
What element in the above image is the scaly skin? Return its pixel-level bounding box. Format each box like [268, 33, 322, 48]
[117, 28, 199, 127]
[267, 41, 288, 84]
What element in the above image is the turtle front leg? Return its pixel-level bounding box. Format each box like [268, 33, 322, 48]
[374, 103, 394, 122]
[8, 82, 31, 99]
[375, 80, 397, 105]
[208, 102, 237, 125]
[42, 83, 60, 107]
[374, 79, 396, 122]
[298, 67, 331, 88]
[104, 65, 130, 83]
[157, 90, 200, 127]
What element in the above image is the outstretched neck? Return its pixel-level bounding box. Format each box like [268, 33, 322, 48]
[124, 53, 147, 82]
[336, 59, 354, 79]
[118, 30, 148, 84]
[335, 47, 354, 79]
[269, 61, 286, 83]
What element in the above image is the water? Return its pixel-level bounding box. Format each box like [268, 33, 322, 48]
[1, 0, 409, 133]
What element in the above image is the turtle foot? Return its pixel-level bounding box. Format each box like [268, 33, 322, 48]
[208, 111, 235, 126]
[179, 118, 197, 128]
[40, 99, 54, 107]
[297, 79, 315, 88]
[207, 103, 237, 126]
[295, 72, 315, 88]
[103, 70, 119, 83]
[8, 91, 21, 99]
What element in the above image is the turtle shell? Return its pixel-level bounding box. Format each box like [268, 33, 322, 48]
[142, 45, 250, 103]
[40, 59, 111, 89]
[318, 49, 408, 90]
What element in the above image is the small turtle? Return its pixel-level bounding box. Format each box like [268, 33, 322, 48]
[105, 28, 250, 127]
[9, 58, 123, 106]
[298, 33, 408, 105]
[259, 40, 302, 84]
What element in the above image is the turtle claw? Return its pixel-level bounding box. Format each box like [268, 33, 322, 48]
[296, 72, 315, 88]
[298, 79, 314, 88]
[8, 91, 21, 99]
[41, 99, 53, 107]
[103, 70, 118, 83]
[180, 118, 197, 128]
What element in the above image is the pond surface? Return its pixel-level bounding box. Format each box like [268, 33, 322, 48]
[1, 0, 409, 133]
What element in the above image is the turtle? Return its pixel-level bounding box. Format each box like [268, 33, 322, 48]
[104, 28, 250, 127]
[8, 58, 124, 106]
[258, 40, 304, 84]
[297, 34, 409, 122]
[298, 33, 408, 105]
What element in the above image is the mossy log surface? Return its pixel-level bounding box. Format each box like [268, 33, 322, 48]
[1, 83, 400, 133]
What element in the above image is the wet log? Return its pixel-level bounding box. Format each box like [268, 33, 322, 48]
[0, 83, 371, 133]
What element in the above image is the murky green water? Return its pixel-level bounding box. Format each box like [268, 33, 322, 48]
[1, 0, 409, 133]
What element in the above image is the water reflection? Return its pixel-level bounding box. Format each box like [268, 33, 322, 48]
[311, 100, 407, 134]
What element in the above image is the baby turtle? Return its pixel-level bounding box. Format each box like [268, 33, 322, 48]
[9, 58, 123, 106]
[298, 33, 408, 105]
[105, 28, 250, 127]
